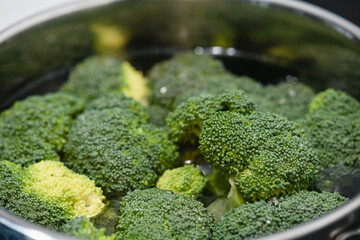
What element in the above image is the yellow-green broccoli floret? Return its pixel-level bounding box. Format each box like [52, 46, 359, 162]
[62, 217, 115, 240]
[0, 92, 84, 166]
[156, 165, 205, 198]
[0, 160, 105, 231]
[61, 56, 149, 103]
[23, 161, 105, 218]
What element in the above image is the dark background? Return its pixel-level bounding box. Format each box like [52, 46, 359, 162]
[303, 0, 360, 26]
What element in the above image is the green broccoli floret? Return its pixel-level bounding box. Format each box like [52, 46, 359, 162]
[62, 217, 115, 240]
[166, 90, 255, 144]
[116, 188, 215, 240]
[61, 56, 149, 104]
[147, 53, 264, 126]
[156, 165, 206, 198]
[0, 160, 105, 231]
[299, 90, 360, 191]
[0, 92, 84, 166]
[253, 81, 315, 120]
[63, 94, 179, 196]
[308, 88, 360, 115]
[85, 92, 149, 122]
[199, 111, 318, 203]
[148, 52, 225, 109]
[212, 191, 348, 240]
[147, 52, 233, 125]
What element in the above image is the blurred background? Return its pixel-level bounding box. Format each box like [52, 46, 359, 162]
[0, 0, 359, 32]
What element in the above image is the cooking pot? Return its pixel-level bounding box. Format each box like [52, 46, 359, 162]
[0, 0, 360, 239]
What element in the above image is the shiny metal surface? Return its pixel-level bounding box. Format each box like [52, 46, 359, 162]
[0, 0, 360, 239]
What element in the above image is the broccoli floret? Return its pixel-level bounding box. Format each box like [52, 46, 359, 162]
[148, 53, 225, 109]
[299, 89, 360, 192]
[166, 90, 255, 144]
[63, 96, 179, 196]
[116, 188, 214, 240]
[85, 92, 149, 122]
[234, 75, 264, 96]
[212, 191, 348, 240]
[61, 56, 149, 104]
[62, 217, 115, 240]
[0, 92, 84, 166]
[299, 105, 360, 191]
[147, 53, 229, 125]
[308, 88, 360, 115]
[0, 160, 105, 231]
[253, 81, 315, 120]
[147, 53, 264, 126]
[156, 165, 206, 198]
[199, 111, 318, 202]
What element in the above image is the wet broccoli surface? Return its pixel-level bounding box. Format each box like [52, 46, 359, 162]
[0, 53, 358, 240]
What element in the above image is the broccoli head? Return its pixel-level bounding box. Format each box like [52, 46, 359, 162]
[156, 165, 206, 198]
[308, 88, 360, 116]
[147, 52, 233, 125]
[85, 92, 149, 122]
[212, 191, 348, 240]
[61, 56, 149, 104]
[199, 111, 318, 202]
[253, 81, 315, 120]
[0, 92, 84, 166]
[166, 90, 255, 144]
[148, 52, 225, 109]
[116, 188, 215, 240]
[0, 160, 105, 231]
[299, 89, 360, 192]
[300, 96, 360, 192]
[64, 95, 179, 196]
[62, 217, 115, 240]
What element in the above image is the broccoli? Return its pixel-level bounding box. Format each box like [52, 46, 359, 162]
[212, 191, 348, 240]
[199, 111, 318, 203]
[166, 89, 255, 144]
[0, 92, 84, 166]
[62, 217, 115, 240]
[299, 89, 360, 192]
[0, 160, 105, 231]
[308, 88, 360, 116]
[147, 52, 225, 109]
[63, 94, 179, 197]
[85, 92, 149, 122]
[253, 81, 315, 120]
[147, 53, 245, 125]
[147, 53, 265, 126]
[115, 188, 215, 240]
[61, 56, 149, 104]
[156, 165, 206, 198]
